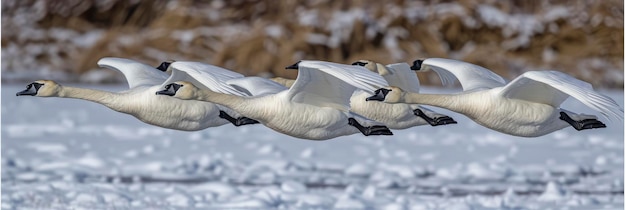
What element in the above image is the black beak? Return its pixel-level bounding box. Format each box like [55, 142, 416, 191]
[285, 61, 301, 70]
[366, 88, 391, 101]
[410, 59, 424, 71]
[16, 83, 43, 96]
[156, 83, 183, 96]
[156, 61, 172, 72]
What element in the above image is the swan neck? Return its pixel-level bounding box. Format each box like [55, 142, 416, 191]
[403, 93, 462, 111]
[58, 86, 121, 110]
[196, 90, 246, 109]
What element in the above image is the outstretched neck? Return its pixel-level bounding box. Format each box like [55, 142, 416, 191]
[195, 90, 248, 110]
[57, 86, 123, 110]
[402, 92, 465, 112]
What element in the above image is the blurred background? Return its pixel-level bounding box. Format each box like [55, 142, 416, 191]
[2, 0, 624, 88]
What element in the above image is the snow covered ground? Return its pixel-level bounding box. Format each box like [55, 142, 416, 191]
[1, 84, 624, 209]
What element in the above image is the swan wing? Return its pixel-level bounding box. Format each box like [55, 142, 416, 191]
[499, 71, 623, 120]
[226, 76, 288, 97]
[97, 57, 169, 89]
[385, 63, 421, 93]
[163, 62, 247, 96]
[422, 58, 507, 91]
[288, 61, 389, 112]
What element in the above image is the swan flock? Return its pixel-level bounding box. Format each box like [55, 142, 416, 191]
[17, 57, 623, 140]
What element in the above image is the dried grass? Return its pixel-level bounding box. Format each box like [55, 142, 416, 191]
[2, 0, 623, 87]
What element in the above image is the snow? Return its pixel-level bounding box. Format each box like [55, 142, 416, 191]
[2, 84, 624, 209]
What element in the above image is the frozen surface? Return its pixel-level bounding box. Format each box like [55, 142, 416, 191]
[1, 84, 624, 209]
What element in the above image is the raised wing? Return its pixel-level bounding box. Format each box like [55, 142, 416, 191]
[97, 57, 169, 89]
[163, 62, 246, 96]
[422, 58, 507, 92]
[288, 61, 389, 111]
[226, 76, 288, 97]
[385, 63, 421, 93]
[499, 71, 623, 120]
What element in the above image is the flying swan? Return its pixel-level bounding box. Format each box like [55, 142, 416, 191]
[15, 57, 259, 131]
[366, 58, 623, 137]
[156, 60, 394, 140]
[350, 60, 457, 129]
[270, 60, 457, 129]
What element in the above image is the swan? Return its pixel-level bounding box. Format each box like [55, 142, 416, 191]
[156, 60, 394, 140]
[271, 60, 457, 128]
[15, 57, 259, 131]
[349, 60, 457, 128]
[366, 58, 624, 137]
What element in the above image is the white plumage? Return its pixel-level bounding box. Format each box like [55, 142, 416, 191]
[369, 58, 623, 137]
[160, 60, 393, 140]
[349, 61, 457, 129]
[15, 57, 258, 131]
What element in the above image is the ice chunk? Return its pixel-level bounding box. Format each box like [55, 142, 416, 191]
[75, 155, 106, 169]
[26, 142, 67, 154]
[73, 193, 104, 204]
[214, 196, 271, 208]
[345, 163, 372, 177]
[166, 193, 194, 207]
[281, 180, 307, 193]
[189, 182, 240, 199]
[333, 196, 367, 209]
[538, 181, 566, 201]
[300, 148, 315, 158]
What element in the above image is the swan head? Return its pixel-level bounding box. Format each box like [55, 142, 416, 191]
[285, 61, 301, 70]
[16, 80, 61, 97]
[351, 60, 392, 76]
[365, 86, 403, 103]
[156, 60, 175, 73]
[156, 81, 198, 100]
[410, 59, 425, 71]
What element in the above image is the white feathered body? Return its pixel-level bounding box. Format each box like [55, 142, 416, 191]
[423, 89, 569, 137]
[350, 91, 432, 129]
[229, 91, 362, 140]
[100, 86, 229, 131]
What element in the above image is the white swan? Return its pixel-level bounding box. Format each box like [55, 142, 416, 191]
[349, 60, 457, 128]
[271, 60, 457, 129]
[15, 57, 259, 131]
[157, 60, 394, 140]
[367, 58, 624, 137]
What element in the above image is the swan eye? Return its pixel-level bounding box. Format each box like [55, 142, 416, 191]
[163, 83, 183, 92]
[351, 61, 367, 66]
[156, 61, 172, 72]
[375, 88, 391, 95]
[171, 83, 183, 92]
[32, 82, 44, 90]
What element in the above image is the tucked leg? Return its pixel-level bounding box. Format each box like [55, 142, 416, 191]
[559, 112, 606, 131]
[219, 111, 259, 126]
[413, 109, 457, 126]
[348, 118, 393, 136]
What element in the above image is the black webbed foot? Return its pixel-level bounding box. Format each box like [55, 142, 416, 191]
[559, 112, 606, 131]
[219, 111, 259, 126]
[348, 118, 393, 136]
[413, 109, 457, 126]
[234, 117, 259, 126]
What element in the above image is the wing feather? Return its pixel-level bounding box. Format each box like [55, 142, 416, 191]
[499, 71, 623, 121]
[226, 77, 288, 97]
[97, 57, 169, 89]
[385, 63, 421, 93]
[287, 61, 389, 111]
[422, 58, 507, 91]
[164, 62, 246, 96]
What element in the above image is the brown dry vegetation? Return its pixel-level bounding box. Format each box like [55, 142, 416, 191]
[2, 0, 623, 88]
